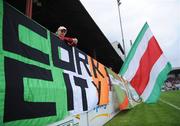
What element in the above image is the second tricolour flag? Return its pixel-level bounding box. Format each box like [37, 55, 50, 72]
[119, 22, 172, 103]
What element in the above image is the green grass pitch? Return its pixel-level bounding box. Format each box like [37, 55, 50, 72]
[105, 90, 180, 126]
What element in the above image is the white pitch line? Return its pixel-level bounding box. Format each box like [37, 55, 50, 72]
[159, 98, 180, 111]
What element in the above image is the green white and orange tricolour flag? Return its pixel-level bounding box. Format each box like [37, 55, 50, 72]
[107, 69, 130, 110]
[119, 22, 172, 103]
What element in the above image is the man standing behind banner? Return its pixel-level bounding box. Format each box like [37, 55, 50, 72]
[56, 26, 78, 46]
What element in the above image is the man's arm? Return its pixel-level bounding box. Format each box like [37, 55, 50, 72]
[63, 37, 78, 46]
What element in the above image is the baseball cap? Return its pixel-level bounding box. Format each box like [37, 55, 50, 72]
[58, 26, 67, 31]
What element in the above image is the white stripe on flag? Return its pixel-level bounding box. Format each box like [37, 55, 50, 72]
[124, 28, 153, 81]
[141, 54, 168, 101]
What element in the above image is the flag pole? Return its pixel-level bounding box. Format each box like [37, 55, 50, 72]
[116, 0, 126, 58]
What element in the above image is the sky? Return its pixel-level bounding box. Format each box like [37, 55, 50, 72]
[80, 0, 180, 68]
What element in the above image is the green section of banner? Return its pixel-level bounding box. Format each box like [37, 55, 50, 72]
[18, 24, 50, 55]
[107, 69, 125, 103]
[107, 68, 130, 110]
[113, 85, 126, 104]
[0, 0, 5, 125]
[1, 20, 68, 125]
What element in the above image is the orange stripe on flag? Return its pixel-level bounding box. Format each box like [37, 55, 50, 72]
[119, 96, 129, 110]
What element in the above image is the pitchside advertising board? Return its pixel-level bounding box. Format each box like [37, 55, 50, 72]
[0, 2, 123, 126]
[49, 92, 119, 126]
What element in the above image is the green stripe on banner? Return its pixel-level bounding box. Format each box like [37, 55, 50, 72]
[0, 0, 5, 125]
[3, 24, 51, 69]
[18, 25, 50, 55]
[146, 62, 172, 103]
[119, 22, 149, 75]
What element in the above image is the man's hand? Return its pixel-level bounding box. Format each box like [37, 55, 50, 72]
[68, 38, 78, 46]
[72, 38, 78, 45]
